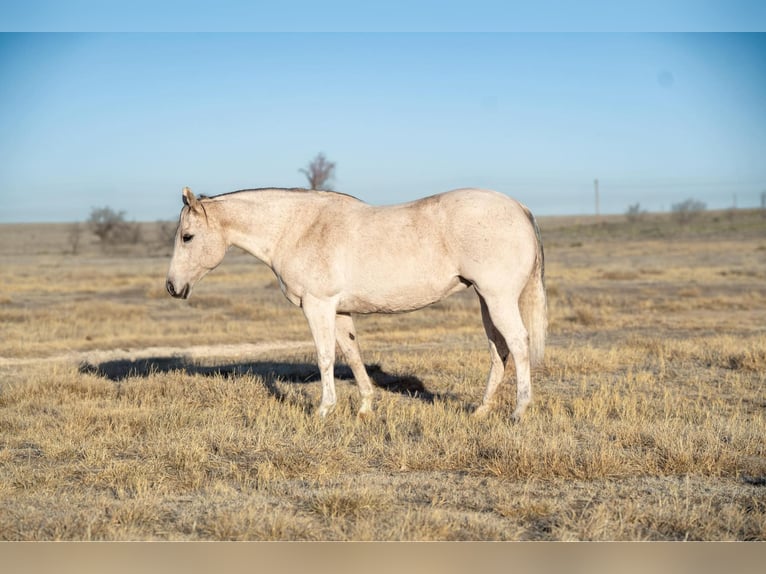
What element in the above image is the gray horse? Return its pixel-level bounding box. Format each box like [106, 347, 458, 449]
[167, 187, 546, 420]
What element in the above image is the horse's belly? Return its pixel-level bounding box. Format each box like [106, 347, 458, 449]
[338, 274, 466, 314]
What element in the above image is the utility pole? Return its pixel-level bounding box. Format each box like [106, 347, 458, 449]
[594, 178, 600, 218]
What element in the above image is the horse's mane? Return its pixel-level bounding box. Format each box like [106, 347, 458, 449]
[200, 188, 362, 203]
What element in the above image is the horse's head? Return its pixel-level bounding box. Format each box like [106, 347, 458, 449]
[166, 187, 228, 299]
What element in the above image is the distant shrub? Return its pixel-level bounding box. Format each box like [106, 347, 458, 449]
[671, 198, 706, 224]
[88, 206, 141, 246]
[625, 203, 647, 222]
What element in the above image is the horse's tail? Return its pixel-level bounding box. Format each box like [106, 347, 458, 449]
[519, 207, 547, 367]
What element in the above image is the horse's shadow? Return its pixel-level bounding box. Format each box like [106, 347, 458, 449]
[79, 356, 439, 403]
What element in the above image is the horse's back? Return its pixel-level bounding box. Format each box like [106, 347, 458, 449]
[344, 189, 536, 304]
[435, 187, 531, 220]
[425, 187, 536, 241]
[345, 188, 536, 267]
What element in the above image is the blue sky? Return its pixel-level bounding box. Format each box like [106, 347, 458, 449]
[1, 25, 765, 221]
[2, 1, 766, 32]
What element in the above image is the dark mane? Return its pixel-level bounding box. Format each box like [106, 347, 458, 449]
[203, 187, 362, 202]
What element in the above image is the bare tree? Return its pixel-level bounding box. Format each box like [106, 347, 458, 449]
[87, 206, 141, 247]
[625, 202, 647, 223]
[299, 152, 336, 190]
[671, 198, 706, 224]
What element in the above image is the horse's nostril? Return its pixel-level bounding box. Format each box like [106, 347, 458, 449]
[166, 279, 175, 296]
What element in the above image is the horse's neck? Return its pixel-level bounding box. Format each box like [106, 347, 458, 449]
[212, 190, 315, 266]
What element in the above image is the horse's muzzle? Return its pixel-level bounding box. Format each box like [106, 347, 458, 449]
[166, 279, 190, 299]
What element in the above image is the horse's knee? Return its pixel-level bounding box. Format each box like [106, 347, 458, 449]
[505, 332, 529, 358]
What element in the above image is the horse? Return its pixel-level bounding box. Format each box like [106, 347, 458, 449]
[166, 186, 547, 421]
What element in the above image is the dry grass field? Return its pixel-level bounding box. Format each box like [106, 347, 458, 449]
[0, 209, 764, 540]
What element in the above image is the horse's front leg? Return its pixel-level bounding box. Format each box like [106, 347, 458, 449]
[302, 296, 338, 417]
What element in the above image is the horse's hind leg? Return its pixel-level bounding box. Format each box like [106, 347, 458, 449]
[476, 291, 531, 422]
[335, 313, 375, 416]
[475, 295, 509, 418]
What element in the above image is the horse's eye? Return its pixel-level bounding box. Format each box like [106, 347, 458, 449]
[182, 233, 194, 243]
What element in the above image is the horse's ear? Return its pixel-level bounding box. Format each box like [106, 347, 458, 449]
[182, 187, 201, 211]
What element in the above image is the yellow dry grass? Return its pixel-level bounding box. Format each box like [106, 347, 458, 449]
[0, 210, 764, 540]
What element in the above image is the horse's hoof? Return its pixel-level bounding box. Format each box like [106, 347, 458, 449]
[473, 404, 491, 419]
[318, 404, 336, 418]
[356, 409, 373, 422]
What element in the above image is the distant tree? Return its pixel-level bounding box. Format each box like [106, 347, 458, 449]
[87, 206, 141, 246]
[299, 152, 336, 190]
[671, 198, 706, 224]
[625, 202, 647, 223]
[88, 206, 125, 242]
